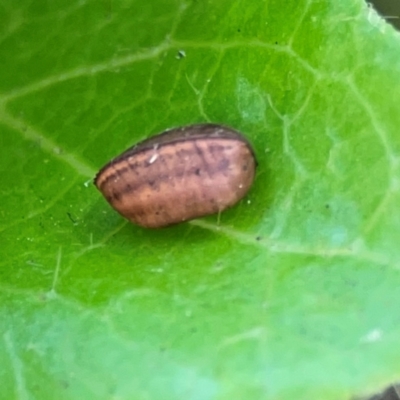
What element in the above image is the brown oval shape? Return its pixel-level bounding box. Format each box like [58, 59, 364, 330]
[94, 123, 257, 228]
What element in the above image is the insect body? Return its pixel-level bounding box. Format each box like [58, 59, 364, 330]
[94, 123, 257, 228]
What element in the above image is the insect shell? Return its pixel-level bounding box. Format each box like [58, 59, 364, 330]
[94, 123, 257, 228]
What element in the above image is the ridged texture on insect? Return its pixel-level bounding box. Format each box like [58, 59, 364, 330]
[94, 124, 257, 228]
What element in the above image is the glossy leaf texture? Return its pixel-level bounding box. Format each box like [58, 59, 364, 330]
[1, 0, 400, 399]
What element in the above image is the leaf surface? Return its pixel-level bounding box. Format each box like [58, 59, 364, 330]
[1, 0, 400, 399]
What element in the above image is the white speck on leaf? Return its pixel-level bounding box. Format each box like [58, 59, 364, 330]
[360, 328, 383, 343]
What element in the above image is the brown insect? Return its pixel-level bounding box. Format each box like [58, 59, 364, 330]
[94, 123, 257, 228]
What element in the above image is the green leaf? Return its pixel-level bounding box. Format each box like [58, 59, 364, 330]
[1, 0, 400, 399]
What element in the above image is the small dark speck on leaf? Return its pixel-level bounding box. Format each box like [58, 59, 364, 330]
[60, 380, 70, 389]
[176, 50, 186, 59]
[256, 236, 262, 241]
[67, 212, 77, 224]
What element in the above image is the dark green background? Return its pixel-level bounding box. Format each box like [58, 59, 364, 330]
[370, 0, 400, 30]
